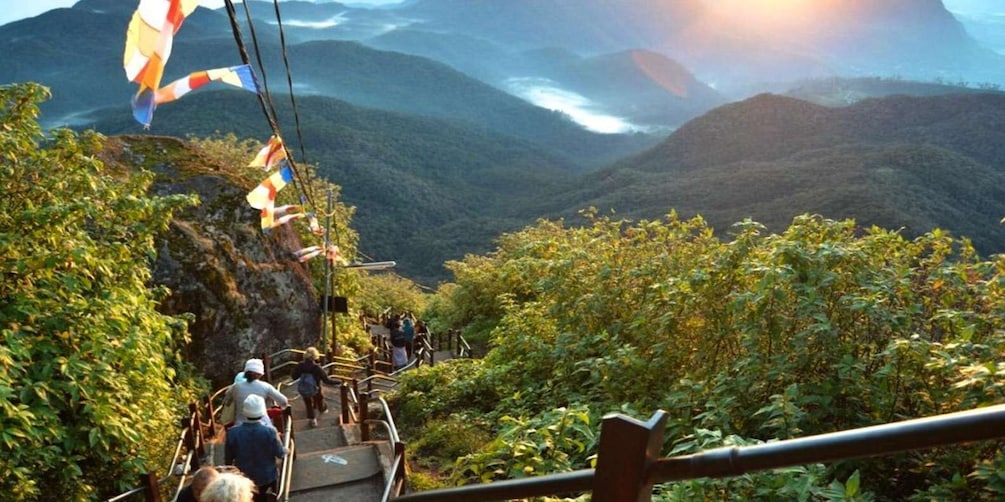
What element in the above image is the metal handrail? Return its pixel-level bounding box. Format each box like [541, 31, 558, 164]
[107, 416, 196, 502]
[168, 451, 194, 502]
[380, 442, 405, 502]
[275, 409, 295, 502]
[395, 404, 1005, 501]
[367, 394, 405, 501]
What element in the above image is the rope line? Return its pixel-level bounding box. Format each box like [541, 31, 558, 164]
[271, 0, 310, 170]
[222, 0, 316, 212]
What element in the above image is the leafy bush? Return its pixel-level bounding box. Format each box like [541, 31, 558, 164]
[408, 210, 1005, 498]
[0, 83, 204, 499]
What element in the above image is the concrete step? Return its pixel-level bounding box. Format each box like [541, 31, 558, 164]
[289, 474, 384, 502]
[291, 415, 340, 433]
[292, 424, 348, 454]
[291, 444, 382, 492]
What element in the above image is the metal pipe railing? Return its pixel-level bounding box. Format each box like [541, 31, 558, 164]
[275, 407, 295, 502]
[394, 404, 1005, 502]
[650, 403, 1005, 482]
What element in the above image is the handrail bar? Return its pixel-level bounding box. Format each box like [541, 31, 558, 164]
[371, 396, 400, 444]
[106, 484, 148, 502]
[395, 404, 1005, 501]
[366, 394, 404, 501]
[358, 373, 398, 387]
[650, 403, 1005, 482]
[168, 450, 194, 502]
[107, 421, 193, 502]
[390, 357, 419, 376]
[275, 408, 295, 502]
[268, 348, 305, 361]
[325, 361, 366, 373]
[379, 445, 405, 502]
[345, 385, 360, 423]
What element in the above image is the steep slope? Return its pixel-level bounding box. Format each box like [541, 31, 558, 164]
[85, 91, 581, 284]
[547, 93, 1005, 255]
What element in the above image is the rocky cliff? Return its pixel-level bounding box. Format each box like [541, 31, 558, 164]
[100, 135, 321, 387]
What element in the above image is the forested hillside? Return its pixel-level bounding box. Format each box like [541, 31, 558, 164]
[397, 212, 1005, 499]
[545, 92, 1005, 257]
[87, 90, 584, 284]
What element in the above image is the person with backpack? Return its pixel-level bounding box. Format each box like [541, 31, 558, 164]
[291, 347, 338, 427]
[389, 323, 409, 371]
[402, 314, 416, 358]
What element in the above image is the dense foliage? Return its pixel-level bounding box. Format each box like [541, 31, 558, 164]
[0, 83, 204, 499]
[398, 210, 1005, 499]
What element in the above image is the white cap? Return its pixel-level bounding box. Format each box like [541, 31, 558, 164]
[242, 394, 266, 420]
[244, 358, 264, 375]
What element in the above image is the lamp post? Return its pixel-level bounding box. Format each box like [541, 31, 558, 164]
[320, 186, 397, 357]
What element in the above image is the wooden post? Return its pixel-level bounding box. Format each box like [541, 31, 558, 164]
[140, 472, 162, 502]
[367, 351, 376, 377]
[188, 403, 203, 473]
[395, 441, 408, 491]
[340, 383, 350, 424]
[263, 353, 272, 383]
[205, 395, 217, 438]
[592, 410, 668, 502]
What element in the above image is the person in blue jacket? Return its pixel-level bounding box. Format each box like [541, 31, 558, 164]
[225, 395, 288, 502]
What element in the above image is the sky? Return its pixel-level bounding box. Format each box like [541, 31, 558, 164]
[0, 0, 403, 27]
[2, 0, 999, 26]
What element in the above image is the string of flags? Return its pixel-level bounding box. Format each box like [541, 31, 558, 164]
[122, 0, 345, 266]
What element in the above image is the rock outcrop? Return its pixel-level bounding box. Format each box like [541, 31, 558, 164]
[102, 135, 321, 387]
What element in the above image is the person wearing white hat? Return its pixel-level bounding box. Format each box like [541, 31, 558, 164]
[225, 395, 288, 501]
[226, 358, 288, 428]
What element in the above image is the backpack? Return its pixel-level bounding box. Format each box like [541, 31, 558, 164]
[390, 328, 407, 348]
[298, 371, 318, 397]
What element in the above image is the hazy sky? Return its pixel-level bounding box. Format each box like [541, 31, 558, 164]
[0, 1, 998, 29]
[0, 0, 404, 27]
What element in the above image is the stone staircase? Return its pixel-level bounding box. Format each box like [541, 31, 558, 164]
[201, 326, 466, 500]
[205, 381, 393, 501]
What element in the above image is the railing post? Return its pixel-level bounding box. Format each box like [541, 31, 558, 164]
[360, 392, 370, 442]
[140, 471, 162, 502]
[188, 403, 203, 473]
[592, 410, 668, 502]
[340, 383, 350, 424]
[205, 394, 217, 438]
[367, 351, 376, 377]
[395, 441, 408, 491]
[263, 353, 273, 383]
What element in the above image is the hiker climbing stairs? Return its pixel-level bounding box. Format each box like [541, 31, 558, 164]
[203, 373, 390, 501]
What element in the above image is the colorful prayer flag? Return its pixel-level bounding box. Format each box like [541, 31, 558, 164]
[307, 213, 324, 235]
[153, 65, 257, 105]
[123, 0, 200, 126]
[249, 135, 287, 170]
[295, 246, 324, 263]
[246, 165, 294, 210]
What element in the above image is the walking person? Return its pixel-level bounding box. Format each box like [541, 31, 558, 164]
[291, 347, 339, 427]
[226, 358, 289, 428]
[225, 395, 288, 502]
[402, 314, 416, 358]
[175, 465, 218, 502]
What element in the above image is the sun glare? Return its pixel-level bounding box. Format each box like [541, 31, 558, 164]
[708, 0, 823, 35]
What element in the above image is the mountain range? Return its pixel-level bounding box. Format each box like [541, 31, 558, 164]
[4, 0, 1005, 283]
[547, 92, 1005, 256]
